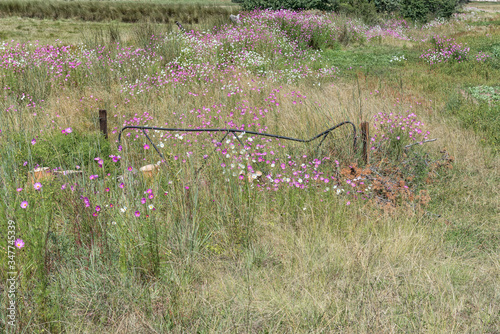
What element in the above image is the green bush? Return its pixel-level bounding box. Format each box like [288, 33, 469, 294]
[242, 0, 334, 11]
[334, 0, 380, 24]
[399, 0, 461, 22]
[373, 0, 466, 21]
[373, 0, 402, 13]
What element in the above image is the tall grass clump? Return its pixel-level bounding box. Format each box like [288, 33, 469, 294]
[0, 1, 236, 24]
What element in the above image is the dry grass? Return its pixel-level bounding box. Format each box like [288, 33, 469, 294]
[1, 7, 499, 333]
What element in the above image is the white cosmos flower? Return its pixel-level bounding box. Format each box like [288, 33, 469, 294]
[120, 206, 127, 213]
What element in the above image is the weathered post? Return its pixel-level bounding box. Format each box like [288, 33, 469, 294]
[361, 121, 369, 165]
[99, 109, 108, 139]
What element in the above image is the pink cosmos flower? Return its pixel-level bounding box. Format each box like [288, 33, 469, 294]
[33, 182, 42, 190]
[15, 239, 25, 249]
[134, 211, 140, 217]
[31, 138, 36, 145]
[21, 201, 28, 209]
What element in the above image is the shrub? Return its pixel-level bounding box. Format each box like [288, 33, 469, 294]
[399, 0, 461, 22]
[333, 0, 380, 24]
[373, 0, 402, 13]
[242, 0, 335, 11]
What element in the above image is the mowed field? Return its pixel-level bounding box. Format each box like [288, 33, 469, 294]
[0, 1, 499, 333]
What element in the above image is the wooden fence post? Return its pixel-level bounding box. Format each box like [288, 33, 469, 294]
[361, 121, 369, 165]
[99, 109, 108, 139]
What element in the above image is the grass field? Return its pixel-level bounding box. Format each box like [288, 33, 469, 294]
[0, 2, 499, 333]
[0, 0, 238, 25]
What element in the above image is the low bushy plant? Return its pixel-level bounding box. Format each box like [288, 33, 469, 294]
[420, 35, 470, 65]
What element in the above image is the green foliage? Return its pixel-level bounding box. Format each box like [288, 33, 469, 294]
[469, 86, 500, 103]
[492, 44, 500, 58]
[242, 0, 334, 11]
[334, 0, 380, 24]
[13, 130, 118, 175]
[334, 0, 463, 22]
[399, 0, 460, 22]
[373, 0, 402, 13]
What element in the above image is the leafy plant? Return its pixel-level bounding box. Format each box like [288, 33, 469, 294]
[469, 86, 500, 103]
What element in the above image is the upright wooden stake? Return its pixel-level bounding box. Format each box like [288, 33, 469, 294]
[361, 121, 369, 165]
[99, 109, 108, 139]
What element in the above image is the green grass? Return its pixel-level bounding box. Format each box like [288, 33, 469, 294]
[322, 45, 419, 71]
[0, 0, 238, 24]
[468, 19, 500, 26]
[0, 4, 500, 333]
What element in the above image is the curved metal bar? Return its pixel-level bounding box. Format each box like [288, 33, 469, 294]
[141, 129, 164, 160]
[117, 122, 357, 158]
